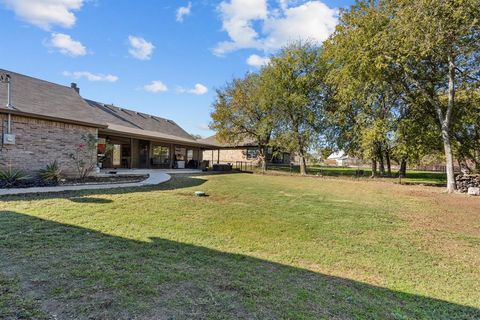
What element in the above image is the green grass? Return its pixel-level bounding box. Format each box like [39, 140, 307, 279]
[265, 165, 448, 185]
[0, 173, 478, 319]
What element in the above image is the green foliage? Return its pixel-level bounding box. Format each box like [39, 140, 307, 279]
[262, 41, 331, 174]
[323, 0, 479, 187]
[210, 72, 276, 170]
[39, 161, 62, 183]
[0, 167, 29, 188]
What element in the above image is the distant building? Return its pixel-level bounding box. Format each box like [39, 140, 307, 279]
[200, 135, 291, 166]
[325, 151, 359, 166]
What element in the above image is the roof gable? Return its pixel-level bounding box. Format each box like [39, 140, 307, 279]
[0, 69, 105, 127]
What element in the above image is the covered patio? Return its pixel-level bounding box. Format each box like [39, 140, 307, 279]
[97, 130, 212, 170]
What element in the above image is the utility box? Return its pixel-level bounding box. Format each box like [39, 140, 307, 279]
[3, 133, 15, 145]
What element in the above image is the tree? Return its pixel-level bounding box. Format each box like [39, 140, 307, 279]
[210, 73, 275, 171]
[325, 0, 479, 192]
[384, 0, 479, 192]
[262, 42, 331, 175]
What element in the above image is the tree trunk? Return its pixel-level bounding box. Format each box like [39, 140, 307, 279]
[385, 149, 392, 177]
[442, 125, 456, 192]
[371, 159, 377, 177]
[258, 146, 267, 172]
[377, 146, 385, 176]
[399, 158, 407, 178]
[299, 152, 307, 175]
[443, 54, 457, 193]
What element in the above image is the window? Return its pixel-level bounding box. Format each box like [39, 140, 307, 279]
[187, 149, 194, 161]
[246, 147, 258, 160]
[152, 145, 170, 165]
[175, 147, 186, 161]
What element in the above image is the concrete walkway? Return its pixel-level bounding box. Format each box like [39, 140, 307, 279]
[0, 170, 177, 196]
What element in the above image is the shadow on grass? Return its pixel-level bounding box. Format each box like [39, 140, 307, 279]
[68, 197, 114, 204]
[0, 211, 478, 319]
[0, 174, 208, 202]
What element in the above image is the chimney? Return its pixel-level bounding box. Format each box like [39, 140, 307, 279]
[71, 82, 79, 94]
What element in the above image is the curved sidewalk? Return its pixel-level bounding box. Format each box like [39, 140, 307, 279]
[0, 171, 172, 196]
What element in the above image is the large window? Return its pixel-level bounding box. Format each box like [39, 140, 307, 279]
[246, 147, 258, 160]
[152, 145, 170, 166]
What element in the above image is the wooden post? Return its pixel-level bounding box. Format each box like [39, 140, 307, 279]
[169, 144, 175, 169]
[130, 138, 133, 169]
[217, 149, 220, 164]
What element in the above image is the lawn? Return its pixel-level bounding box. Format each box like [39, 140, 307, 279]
[0, 173, 479, 319]
[264, 165, 448, 186]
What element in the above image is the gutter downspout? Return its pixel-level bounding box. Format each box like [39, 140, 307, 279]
[6, 74, 12, 134]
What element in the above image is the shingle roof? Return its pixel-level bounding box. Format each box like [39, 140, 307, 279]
[85, 100, 196, 141]
[0, 69, 105, 127]
[199, 135, 258, 148]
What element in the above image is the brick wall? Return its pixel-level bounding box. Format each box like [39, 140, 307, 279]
[202, 148, 258, 164]
[0, 114, 98, 176]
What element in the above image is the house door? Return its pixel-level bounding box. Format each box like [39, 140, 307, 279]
[139, 140, 150, 168]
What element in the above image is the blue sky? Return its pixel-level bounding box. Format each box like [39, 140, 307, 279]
[0, 0, 353, 137]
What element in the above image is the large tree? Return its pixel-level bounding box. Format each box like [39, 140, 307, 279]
[325, 0, 479, 192]
[210, 73, 275, 171]
[262, 42, 331, 175]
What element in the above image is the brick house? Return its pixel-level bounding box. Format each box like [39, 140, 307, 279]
[0, 69, 215, 175]
[200, 135, 291, 166]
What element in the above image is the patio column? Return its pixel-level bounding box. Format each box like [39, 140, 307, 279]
[129, 138, 133, 169]
[169, 144, 174, 169]
[217, 149, 220, 164]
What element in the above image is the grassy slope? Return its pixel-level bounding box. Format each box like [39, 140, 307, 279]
[0, 174, 478, 319]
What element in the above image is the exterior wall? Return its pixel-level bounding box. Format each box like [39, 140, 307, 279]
[0, 114, 97, 176]
[202, 148, 258, 165]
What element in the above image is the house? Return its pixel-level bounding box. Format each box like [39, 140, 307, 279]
[200, 135, 291, 166]
[0, 69, 215, 175]
[325, 151, 359, 166]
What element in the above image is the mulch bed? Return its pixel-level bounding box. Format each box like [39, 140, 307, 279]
[0, 174, 149, 189]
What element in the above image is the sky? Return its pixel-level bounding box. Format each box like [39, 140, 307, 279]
[0, 0, 353, 137]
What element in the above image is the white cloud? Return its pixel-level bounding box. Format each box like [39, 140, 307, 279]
[214, 0, 268, 56]
[47, 33, 86, 56]
[262, 1, 338, 50]
[176, 2, 192, 22]
[143, 81, 168, 93]
[63, 71, 118, 82]
[214, 0, 338, 55]
[128, 36, 155, 60]
[247, 54, 270, 67]
[1, 0, 84, 30]
[177, 83, 208, 95]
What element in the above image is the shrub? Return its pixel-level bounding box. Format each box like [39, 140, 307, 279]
[39, 161, 62, 183]
[69, 133, 98, 180]
[0, 167, 29, 188]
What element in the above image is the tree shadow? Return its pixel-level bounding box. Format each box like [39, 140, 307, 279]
[0, 174, 209, 202]
[0, 211, 478, 319]
[68, 197, 114, 204]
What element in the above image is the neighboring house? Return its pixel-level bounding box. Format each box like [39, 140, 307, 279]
[200, 135, 291, 165]
[0, 69, 215, 175]
[325, 151, 359, 166]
